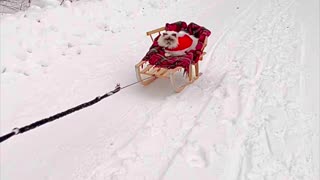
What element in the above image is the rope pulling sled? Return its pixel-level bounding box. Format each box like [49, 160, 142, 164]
[0, 76, 154, 144]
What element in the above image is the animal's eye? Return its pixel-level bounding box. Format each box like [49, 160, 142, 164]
[172, 33, 177, 37]
[163, 33, 168, 36]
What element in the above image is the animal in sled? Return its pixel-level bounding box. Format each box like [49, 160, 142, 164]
[135, 21, 211, 93]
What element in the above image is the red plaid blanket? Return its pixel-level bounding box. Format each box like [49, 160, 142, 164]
[142, 21, 211, 72]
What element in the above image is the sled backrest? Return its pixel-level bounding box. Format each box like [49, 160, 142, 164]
[146, 27, 165, 41]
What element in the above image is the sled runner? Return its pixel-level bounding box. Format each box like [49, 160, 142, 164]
[135, 21, 211, 92]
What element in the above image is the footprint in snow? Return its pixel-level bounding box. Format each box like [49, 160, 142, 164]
[26, 47, 33, 53]
[67, 42, 74, 48]
[63, 44, 82, 55]
[213, 86, 227, 99]
[14, 68, 30, 76]
[37, 60, 49, 67]
[15, 50, 28, 61]
[181, 142, 208, 168]
[1, 67, 7, 73]
[76, 48, 82, 55]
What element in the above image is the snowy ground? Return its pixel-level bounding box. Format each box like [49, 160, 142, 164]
[1, 0, 319, 180]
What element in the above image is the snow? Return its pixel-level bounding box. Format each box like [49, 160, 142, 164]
[1, 0, 319, 180]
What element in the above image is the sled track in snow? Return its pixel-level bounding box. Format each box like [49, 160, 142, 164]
[73, 0, 316, 179]
[158, 1, 260, 178]
[161, 0, 315, 179]
[79, 1, 261, 179]
[204, 1, 315, 180]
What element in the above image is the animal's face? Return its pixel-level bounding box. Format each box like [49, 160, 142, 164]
[162, 32, 177, 45]
[157, 31, 179, 49]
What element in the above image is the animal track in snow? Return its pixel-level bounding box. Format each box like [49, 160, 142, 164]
[181, 142, 208, 168]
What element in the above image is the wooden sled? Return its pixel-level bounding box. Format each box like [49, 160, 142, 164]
[135, 27, 208, 93]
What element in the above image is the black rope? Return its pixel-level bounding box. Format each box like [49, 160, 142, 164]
[0, 76, 155, 144]
[120, 76, 155, 89]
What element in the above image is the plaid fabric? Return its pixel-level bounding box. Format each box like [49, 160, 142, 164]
[142, 21, 211, 72]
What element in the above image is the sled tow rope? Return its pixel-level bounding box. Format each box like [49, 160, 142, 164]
[0, 76, 155, 144]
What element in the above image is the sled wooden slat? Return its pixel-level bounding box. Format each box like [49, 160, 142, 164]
[195, 62, 199, 76]
[146, 27, 165, 41]
[146, 27, 165, 36]
[147, 67, 160, 74]
[143, 72, 167, 79]
[141, 65, 153, 73]
[135, 61, 145, 69]
[143, 72, 157, 76]
[155, 68, 167, 76]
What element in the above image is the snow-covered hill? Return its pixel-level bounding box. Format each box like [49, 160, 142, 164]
[1, 0, 319, 179]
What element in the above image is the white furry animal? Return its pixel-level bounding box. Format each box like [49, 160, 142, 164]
[157, 31, 179, 49]
[157, 31, 198, 57]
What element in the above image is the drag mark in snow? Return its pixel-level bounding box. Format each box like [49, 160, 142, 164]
[95, 0, 264, 179]
[161, 0, 316, 179]
[219, 1, 316, 180]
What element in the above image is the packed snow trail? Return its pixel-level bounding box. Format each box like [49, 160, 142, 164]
[1, 0, 318, 180]
[80, 1, 318, 180]
[165, 1, 319, 180]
